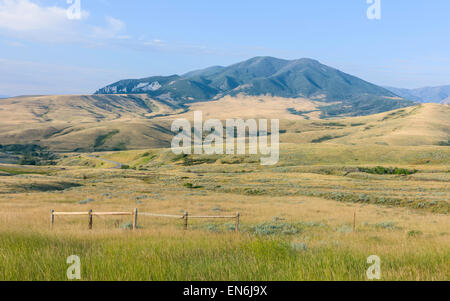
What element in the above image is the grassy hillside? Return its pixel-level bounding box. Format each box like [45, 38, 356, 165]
[0, 94, 447, 152]
[56, 142, 450, 214]
[0, 142, 448, 280]
[277, 103, 450, 146]
[0, 94, 180, 151]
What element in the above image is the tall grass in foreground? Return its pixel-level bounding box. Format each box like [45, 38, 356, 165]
[0, 230, 448, 281]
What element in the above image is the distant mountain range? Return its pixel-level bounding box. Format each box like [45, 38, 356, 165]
[384, 85, 450, 104]
[96, 56, 414, 117]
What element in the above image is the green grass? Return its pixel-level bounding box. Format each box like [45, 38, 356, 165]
[1, 231, 447, 281]
[94, 130, 120, 150]
[183, 183, 204, 189]
[0, 166, 50, 175]
[437, 139, 450, 146]
[311, 135, 346, 143]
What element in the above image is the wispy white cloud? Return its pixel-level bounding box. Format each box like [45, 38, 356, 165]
[0, 0, 230, 56]
[0, 0, 123, 44]
[0, 0, 78, 31]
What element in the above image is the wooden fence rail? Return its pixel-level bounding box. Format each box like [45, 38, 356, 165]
[51, 209, 137, 230]
[139, 211, 240, 232]
[50, 209, 240, 232]
[139, 213, 184, 219]
[92, 212, 133, 216]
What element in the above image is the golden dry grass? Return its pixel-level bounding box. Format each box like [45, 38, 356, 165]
[0, 143, 448, 280]
[173, 94, 319, 120]
[0, 94, 448, 152]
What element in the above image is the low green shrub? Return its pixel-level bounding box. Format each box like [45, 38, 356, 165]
[358, 166, 418, 175]
[408, 230, 423, 237]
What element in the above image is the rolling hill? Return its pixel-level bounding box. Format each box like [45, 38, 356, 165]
[0, 94, 181, 152]
[277, 103, 450, 147]
[385, 85, 450, 104]
[0, 91, 447, 152]
[96, 56, 414, 118]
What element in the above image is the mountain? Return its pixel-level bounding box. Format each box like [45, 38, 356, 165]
[385, 85, 450, 104]
[0, 95, 10, 99]
[96, 56, 413, 117]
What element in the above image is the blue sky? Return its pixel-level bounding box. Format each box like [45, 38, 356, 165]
[1, 0, 450, 95]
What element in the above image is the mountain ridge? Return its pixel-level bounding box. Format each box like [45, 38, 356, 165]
[96, 56, 413, 118]
[385, 85, 450, 104]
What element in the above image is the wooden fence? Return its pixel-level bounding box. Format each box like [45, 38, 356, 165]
[51, 209, 137, 230]
[50, 209, 240, 232]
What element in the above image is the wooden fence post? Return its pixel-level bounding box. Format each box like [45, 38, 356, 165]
[184, 211, 188, 230]
[235, 212, 240, 233]
[88, 209, 93, 230]
[50, 210, 55, 229]
[133, 208, 138, 230]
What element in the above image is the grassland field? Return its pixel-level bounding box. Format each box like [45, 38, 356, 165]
[0, 143, 448, 281]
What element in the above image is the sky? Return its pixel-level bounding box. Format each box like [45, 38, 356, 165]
[0, 0, 450, 96]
